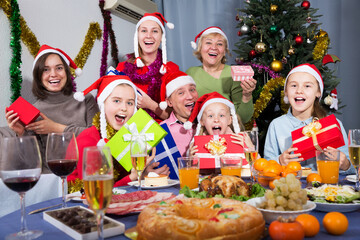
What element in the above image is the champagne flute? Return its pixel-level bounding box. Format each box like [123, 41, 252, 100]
[130, 134, 147, 189]
[83, 146, 113, 240]
[46, 132, 79, 208]
[348, 129, 360, 190]
[243, 131, 259, 182]
[0, 136, 43, 239]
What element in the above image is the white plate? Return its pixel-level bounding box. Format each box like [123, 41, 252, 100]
[128, 179, 179, 189]
[246, 197, 316, 224]
[314, 201, 360, 212]
[67, 189, 127, 202]
[345, 175, 357, 183]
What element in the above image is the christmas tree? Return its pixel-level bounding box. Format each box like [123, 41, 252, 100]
[234, 0, 340, 154]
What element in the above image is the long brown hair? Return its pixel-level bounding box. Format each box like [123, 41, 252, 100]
[312, 98, 327, 119]
[32, 53, 73, 99]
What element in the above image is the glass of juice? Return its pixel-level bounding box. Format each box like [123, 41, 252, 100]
[316, 149, 340, 184]
[220, 155, 243, 177]
[178, 157, 199, 189]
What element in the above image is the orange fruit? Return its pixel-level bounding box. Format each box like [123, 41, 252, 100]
[281, 169, 298, 177]
[306, 173, 322, 183]
[268, 160, 279, 166]
[296, 214, 320, 237]
[323, 212, 348, 235]
[254, 158, 268, 171]
[285, 161, 302, 172]
[263, 164, 283, 176]
[269, 180, 276, 190]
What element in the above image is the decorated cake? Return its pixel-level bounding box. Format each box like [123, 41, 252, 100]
[301, 167, 312, 177]
[137, 198, 265, 240]
[144, 172, 168, 187]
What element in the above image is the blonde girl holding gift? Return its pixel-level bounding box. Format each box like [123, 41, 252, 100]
[264, 63, 355, 174]
[67, 74, 169, 191]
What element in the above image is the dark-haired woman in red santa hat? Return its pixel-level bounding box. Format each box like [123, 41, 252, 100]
[116, 12, 179, 123]
[2, 45, 99, 173]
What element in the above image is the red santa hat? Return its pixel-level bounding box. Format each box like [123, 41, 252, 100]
[158, 70, 196, 110]
[190, 26, 229, 50]
[134, 12, 174, 74]
[74, 74, 138, 144]
[184, 92, 240, 135]
[33, 44, 82, 76]
[284, 63, 324, 103]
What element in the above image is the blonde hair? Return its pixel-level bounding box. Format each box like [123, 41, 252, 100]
[193, 33, 231, 64]
[198, 113, 244, 135]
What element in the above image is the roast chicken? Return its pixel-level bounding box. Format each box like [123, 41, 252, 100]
[200, 175, 250, 198]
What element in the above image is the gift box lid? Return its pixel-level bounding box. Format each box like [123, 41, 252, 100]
[7, 97, 40, 125]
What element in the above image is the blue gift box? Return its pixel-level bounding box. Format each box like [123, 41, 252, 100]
[153, 123, 181, 180]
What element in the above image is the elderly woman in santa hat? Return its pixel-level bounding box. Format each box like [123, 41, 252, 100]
[186, 26, 256, 123]
[116, 12, 179, 123]
[2, 45, 98, 173]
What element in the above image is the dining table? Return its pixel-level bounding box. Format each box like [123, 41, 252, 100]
[0, 175, 359, 240]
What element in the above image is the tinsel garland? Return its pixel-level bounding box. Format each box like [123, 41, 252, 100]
[253, 77, 285, 119]
[313, 30, 330, 60]
[9, 0, 22, 102]
[99, 0, 109, 77]
[0, 0, 40, 57]
[238, 61, 281, 79]
[73, 22, 102, 76]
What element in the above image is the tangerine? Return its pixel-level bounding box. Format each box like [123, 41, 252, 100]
[254, 158, 269, 171]
[269, 180, 276, 190]
[268, 160, 279, 166]
[296, 214, 320, 237]
[306, 173, 322, 183]
[323, 212, 348, 235]
[263, 164, 283, 176]
[285, 161, 302, 172]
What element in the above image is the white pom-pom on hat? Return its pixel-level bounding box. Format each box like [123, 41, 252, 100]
[184, 121, 193, 130]
[191, 41, 197, 50]
[159, 101, 168, 110]
[75, 68, 82, 76]
[73, 92, 85, 101]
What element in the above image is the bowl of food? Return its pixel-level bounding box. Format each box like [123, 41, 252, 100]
[246, 197, 316, 224]
[251, 168, 302, 188]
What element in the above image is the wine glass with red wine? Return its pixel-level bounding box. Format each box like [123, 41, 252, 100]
[0, 136, 43, 239]
[46, 132, 79, 208]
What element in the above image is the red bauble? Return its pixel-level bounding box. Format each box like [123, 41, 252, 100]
[237, 30, 242, 37]
[301, 1, 310, 10]
[249, 50, 257, 59]
[295, 35, 304, 45]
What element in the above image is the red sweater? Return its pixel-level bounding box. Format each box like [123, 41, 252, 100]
[67, 126, 131, 187]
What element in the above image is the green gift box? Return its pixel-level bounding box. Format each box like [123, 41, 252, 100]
[106, 108, 167, 171]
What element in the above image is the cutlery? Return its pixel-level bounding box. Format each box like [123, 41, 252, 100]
[28, 199, 72, 215]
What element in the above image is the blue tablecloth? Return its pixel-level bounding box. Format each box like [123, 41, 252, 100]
[1, 177, 359, 239]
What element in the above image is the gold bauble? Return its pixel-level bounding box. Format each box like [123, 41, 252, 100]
[288, 47, 295, 55]
[270, 59, 283, 72]
[270, 4, 278, 13]
[324, 95, 333, 106]
[255, 42, 267, 53]
[315, 30, 328, 39]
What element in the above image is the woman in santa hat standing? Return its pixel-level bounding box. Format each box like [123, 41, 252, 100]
[3, 45, 99, 173]
[186, 26, 256, 124]
[116, 12, 179, 123]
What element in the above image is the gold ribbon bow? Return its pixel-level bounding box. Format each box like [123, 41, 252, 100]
[205, 137, 227, 155]
[302, 118, 322, 138]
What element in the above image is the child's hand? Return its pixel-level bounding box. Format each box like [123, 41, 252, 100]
[189, 142, 198, 156]
[279, 146, 303, 166]
[129, 168, 138, 181]
[146, 162, 170, 176]
[325, 146, 350, 171]
[5, 109, 25, 136]
[146, 148, 156, 165]
[231, 133, 245, 147]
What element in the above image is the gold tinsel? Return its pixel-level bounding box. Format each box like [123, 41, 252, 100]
[313, 29, 330, 60]
[72, 22, 102, 76]
[0, 0, 40, 57]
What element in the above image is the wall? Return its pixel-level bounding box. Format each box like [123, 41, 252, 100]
[0, 0, 135, 126]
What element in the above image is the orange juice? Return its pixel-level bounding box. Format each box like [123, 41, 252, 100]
[179, 167, 199, 189]
[221, 166, 241, 177]
[317, 160, 339, 184]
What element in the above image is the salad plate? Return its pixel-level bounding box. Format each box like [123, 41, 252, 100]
[314, 201, 360, 212]
[345, 175, 357, 183]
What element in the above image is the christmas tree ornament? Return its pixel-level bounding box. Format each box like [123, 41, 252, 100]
[270, 4, 278, 13]
[236, 14, 240, 21]
[322, 54, 341, 65]
[301, 1, 310, 10]
[295, 35, 304, 45]
[270, 59, 283, 72]
[249, 49, 257, 59]
[237, 30, 242, 36]
[269, 24, 278, 33]
[288, 46, 295, 55]
[306, 14, 312, 23]
[324, 95, 333, 106]
[281, 56, 288, 64]
[255, 42, 267, 53]
[313, 29, 330, 60]
[307, 38, 312, 44]
[240, 24, 250, 34]
[251, 25, 257, 33]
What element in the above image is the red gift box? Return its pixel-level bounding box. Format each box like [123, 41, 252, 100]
[291, 114, 345, 161]
[194, 134, 247, 169]
[7, 97, 40, 125]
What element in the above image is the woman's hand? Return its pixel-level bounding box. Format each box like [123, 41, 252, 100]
[136, 88, 157, 110]
[241, 78, 257, 103]
[25, 113, 66, 134]
[279, 146, 303, 166]
[5, 109, 25, 136]
[325, 146, 350, 171]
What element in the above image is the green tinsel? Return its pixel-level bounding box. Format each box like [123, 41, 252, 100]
[9, 0, 23, 103]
